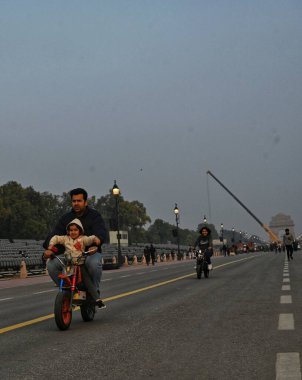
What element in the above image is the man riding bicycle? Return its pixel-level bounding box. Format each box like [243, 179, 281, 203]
[43, 188, 107, 307]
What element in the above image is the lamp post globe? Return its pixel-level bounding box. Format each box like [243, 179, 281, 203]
[174, 204, 179, 216]
[112, 180, 120, 197]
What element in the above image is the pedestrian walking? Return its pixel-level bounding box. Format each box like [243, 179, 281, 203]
[171, 249, 175, 260]
[150, 244, 156, 265]
[144, 245, 151, 265]
[283, 228, 294, 261]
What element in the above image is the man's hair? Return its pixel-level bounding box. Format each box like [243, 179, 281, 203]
[69, 188, 88, 201]
[199, 226, 211, 234]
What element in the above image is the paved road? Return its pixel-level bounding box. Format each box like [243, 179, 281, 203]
[0, 252, 301, 379]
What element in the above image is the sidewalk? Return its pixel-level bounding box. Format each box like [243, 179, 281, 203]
[0, 274, 52, 289]
[0, 257, 195, 289]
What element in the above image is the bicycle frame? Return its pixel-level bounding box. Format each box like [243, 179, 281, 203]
[55, 254, 86, 311]
[53, 251, 96, 330]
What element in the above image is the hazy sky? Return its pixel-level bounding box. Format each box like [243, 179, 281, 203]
[1, 1, 301, 240]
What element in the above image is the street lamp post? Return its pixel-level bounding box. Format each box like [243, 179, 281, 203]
[220, 223, 225, 256]
[112, 180, 123, 267]
[232, 227, 235, 243]
[220, 223, 224, 243]
[174, 203, 181, 259]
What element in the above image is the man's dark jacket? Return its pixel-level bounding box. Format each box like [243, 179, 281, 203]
[43, 207, 107, 253]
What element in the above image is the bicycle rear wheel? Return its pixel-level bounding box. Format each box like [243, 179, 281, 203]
[80, 302, 96, 322]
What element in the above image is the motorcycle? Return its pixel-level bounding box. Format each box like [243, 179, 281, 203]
[195, 249, 210, 279]
[53, 250, 97, 331]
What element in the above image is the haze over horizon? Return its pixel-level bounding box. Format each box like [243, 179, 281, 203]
[1, 1, 301, 240]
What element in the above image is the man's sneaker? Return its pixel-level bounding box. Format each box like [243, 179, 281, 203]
[96, 299, 106, 309]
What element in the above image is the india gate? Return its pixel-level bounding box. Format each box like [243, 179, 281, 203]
[269, 213, 295, 239]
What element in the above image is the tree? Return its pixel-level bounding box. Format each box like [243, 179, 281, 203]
[120, 200, 151, 243]
[146, 219, 199, 246]
[147, 219, 173, 244]
[0, 182, 48, 239]
[39, 191, 62, 231]
[179, 228, 199, 246]
[95, 192, 151, 244]
[0, 182, 77, 240]
[95, 193, 119, 233]
[0, 181, 208, 245]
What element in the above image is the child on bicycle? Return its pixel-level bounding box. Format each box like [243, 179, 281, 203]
[48, 218, 105, 308]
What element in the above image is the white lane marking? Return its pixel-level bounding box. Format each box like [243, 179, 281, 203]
[283, 278, 290, 283]
[278, 314, 294, 330]
[120, 275, 131, 278]
[102, 279, 112, 282]
[280, 295, 292, 304]
[0, 297, 13, 301]
[283, 274, 289, 277]
[276, 353, 301, 380]
[282, 285, 291, 291]
[150, 270, 158, 272]
[33, 289, 56, 295]
[136, 272, 145, 275]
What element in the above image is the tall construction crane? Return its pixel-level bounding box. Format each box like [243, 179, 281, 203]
[207, 170, 280, 243]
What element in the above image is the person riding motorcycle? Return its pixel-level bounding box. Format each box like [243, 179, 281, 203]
[193, 225, 213, 264]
